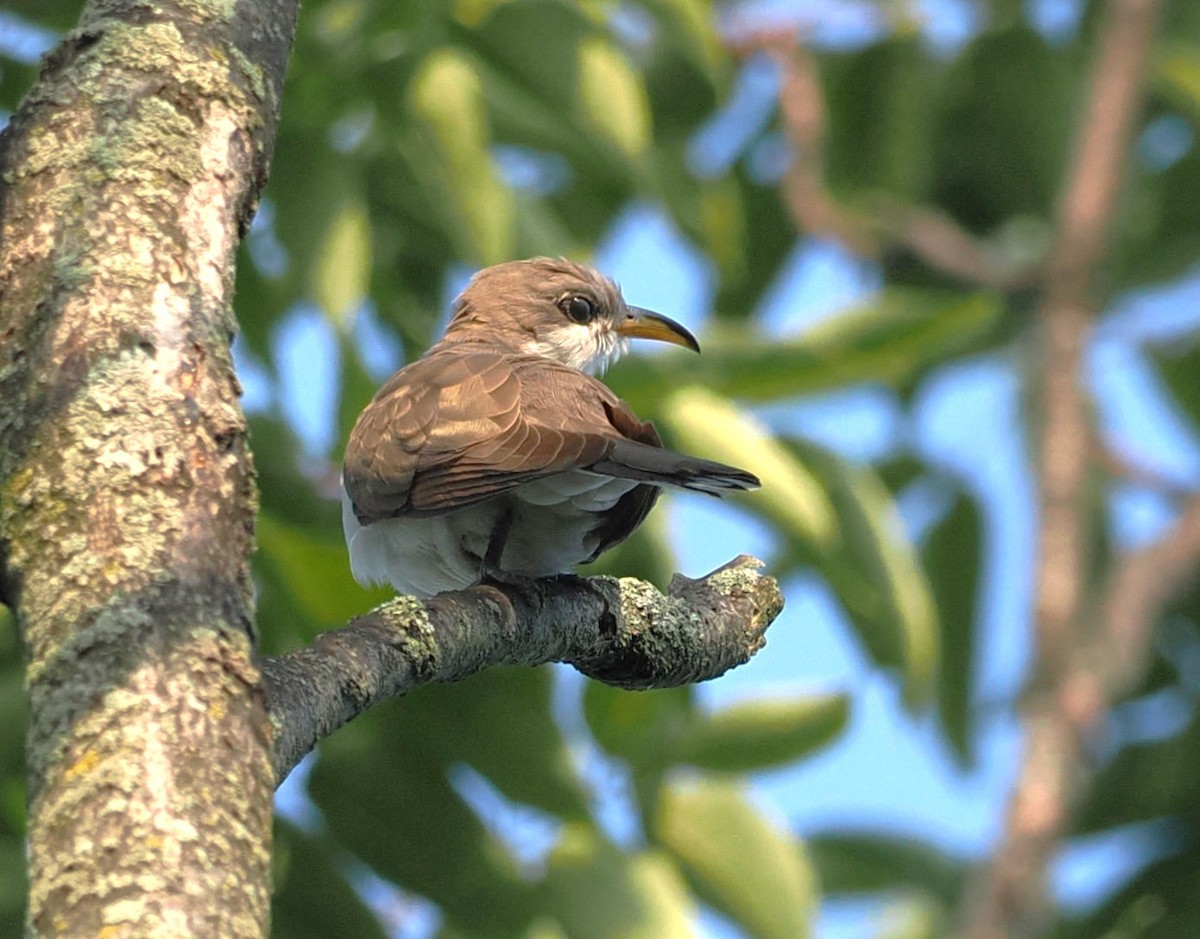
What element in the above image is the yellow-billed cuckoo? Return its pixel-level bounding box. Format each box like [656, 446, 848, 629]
[342, 257, 760, 596]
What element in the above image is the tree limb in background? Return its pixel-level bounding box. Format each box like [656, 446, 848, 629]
[1099, 494, 1200, 686]
[264, 556, 782, 784]
[730, 27, 1036, 290]
[1097, 440, 1198, 500]
[961, 0, 1167, 936]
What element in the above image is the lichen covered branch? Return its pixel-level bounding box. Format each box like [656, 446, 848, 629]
[263, 556, 782, 784]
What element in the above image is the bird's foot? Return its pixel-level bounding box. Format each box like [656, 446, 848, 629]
[476, 568, 545, 606]
[544, 571, 591, 590]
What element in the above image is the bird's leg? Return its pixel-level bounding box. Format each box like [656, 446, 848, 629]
[480, 504, 513, 578]
[476, 505, 541, 602]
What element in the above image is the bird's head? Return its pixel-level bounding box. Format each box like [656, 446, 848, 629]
[442, 257, 700, 374]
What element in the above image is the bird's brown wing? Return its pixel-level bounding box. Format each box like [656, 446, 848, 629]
[342, 349, 660, 524]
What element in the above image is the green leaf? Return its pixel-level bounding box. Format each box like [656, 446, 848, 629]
[1148, 337, 1200, 435]
[541, 825, 697, 939]
[265, 130, 357, 304]
[581, 507, 676, 588]
[1052, 835, 1200, 939]
[639, 0, 725, 79]
[658, 386, 837, 552]
[1110, 131, 1200, 290]
[255, 513, 390, 633]
[247, 416, 339, 533]
[822, 35, 935, 202]
[0, 835, 24, 927]
[656, 781, 816, 939]
[474, 0, 591, 114]
[471, 3, 640, 195]
[312, 195, 372, 328]
[706, 170, 797, 324]
[428, 667, 591, 823]
[922, 490, 984, 766]
[409, 48, 515, 262]
[674, 693, 850, 773]
[584, 683, 693, 765]
[0, 669, 27, 811]
[309, 695, 537, 937]
[788, 440, 939, 707]
[874, 897, 947, 939]
[271, 821, 390, 939]
[610, 289, 1005, 409]
[577, 38, 651, 158]
[411, 49, 489, 154]
[807, 832, 965, 906]
[328, 667, 591, 827]
[697, 176, 748, 284]
[0, 3, 80, 33]
[932, 25, 1074, 232]
[583, 682, 693, 816]
[1074, 709, 1200, 834]
[1156, 42, 1200, 122]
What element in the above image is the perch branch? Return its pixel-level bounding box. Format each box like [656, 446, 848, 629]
[262, 556, 782, 784]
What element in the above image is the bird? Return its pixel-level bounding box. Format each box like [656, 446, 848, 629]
[341, 257, 760, 597]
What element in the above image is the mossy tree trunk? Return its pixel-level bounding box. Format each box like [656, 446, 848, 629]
[0, 1, 297, 933]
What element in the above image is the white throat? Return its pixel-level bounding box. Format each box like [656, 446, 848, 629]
[522, 323, 629, 374]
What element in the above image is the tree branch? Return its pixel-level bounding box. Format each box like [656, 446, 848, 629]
[1096, 440, 1198, 500]
[1099, 491, 1200, 690]
[731, 28, 1037, 290]
[960, 0, 1164, 936]
[263, 556, 782, 784]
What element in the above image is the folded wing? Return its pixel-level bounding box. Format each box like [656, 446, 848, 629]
[343, 349, 758, 534]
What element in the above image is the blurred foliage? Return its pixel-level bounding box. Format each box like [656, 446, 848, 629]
[3, 0, 1200, 937]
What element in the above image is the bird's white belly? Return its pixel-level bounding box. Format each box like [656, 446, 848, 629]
[342, 490, 493, 596]
[341, 472, 640, 597]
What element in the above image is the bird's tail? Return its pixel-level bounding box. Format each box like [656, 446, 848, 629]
[591, 439, 760, 497]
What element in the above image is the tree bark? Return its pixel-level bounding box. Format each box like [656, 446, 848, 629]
[264, 556, 782, 784]
[0, 0, 297, 934]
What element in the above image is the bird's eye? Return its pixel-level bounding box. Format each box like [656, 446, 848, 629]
[564, 295, 596, 324]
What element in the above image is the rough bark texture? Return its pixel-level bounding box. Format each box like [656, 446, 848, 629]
[0, 0, 297, 935]
[264, 556, 783, 783]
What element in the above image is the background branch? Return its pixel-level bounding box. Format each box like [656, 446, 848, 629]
[731, 28, 1036, 290]
[263, 556, 783, 784]
[961, 0, 1165, 935]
